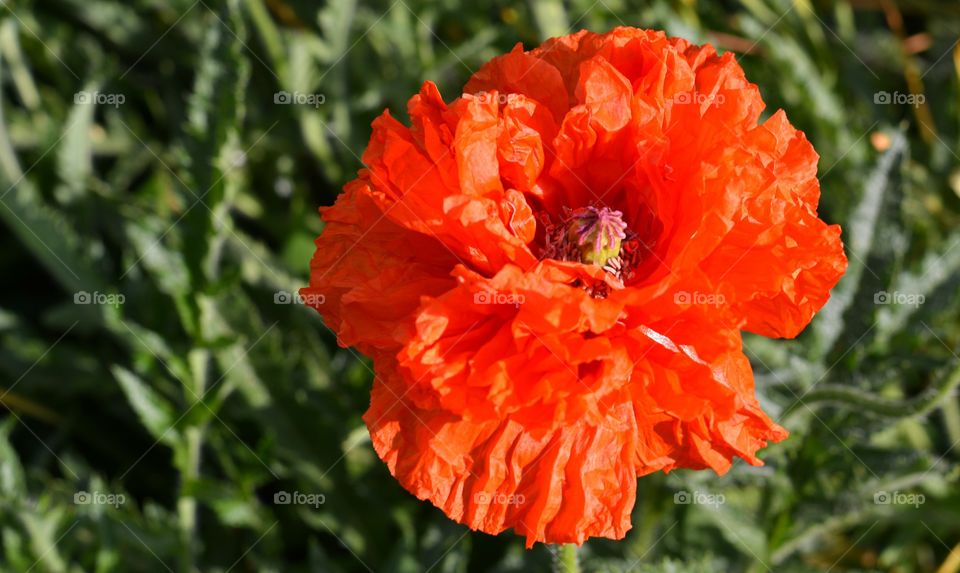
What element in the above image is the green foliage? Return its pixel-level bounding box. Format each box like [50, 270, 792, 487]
[1, 0, 959, 571]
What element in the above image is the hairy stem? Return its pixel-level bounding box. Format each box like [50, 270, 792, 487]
[553, 544, 581, 573]
[784, 361, 960, 420]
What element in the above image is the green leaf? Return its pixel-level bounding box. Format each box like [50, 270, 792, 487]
[177, 0, 250, 289]
[111, 365, 181, 445]
[0, 418, 26, 497]
[873, 231, 960, 350]
[0, 179, 103, 294]
[528, 0, 569, 40]
[813, 129, 907, 356]
[56, 82, 96, 202]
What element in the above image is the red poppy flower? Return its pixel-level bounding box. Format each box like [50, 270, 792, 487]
[302, 27, 847, 547]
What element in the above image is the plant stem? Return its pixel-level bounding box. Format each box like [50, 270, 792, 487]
[784, 360, 960, 420]
[554, 544, 581, 573]
[179, 350, 209, 572]
[178, 425, 204, 573]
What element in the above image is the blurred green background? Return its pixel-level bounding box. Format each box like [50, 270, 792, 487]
[0, 0, 959, 571]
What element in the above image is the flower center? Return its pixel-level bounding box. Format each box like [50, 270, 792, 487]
[566, 207, 628, 267]
[541, 206, 638, 297]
